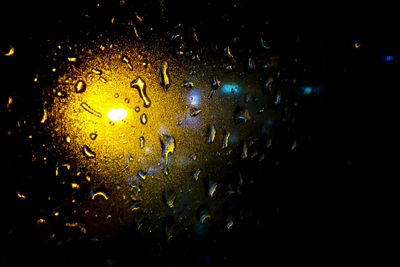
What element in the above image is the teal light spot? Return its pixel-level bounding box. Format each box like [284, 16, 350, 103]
[303, 87, 312, 95]
[221, 83, 240, 94]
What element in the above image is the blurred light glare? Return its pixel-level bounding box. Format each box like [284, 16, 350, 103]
[107, 107, 128, 121]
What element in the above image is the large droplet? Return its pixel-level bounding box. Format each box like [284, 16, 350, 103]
[160, 135, 176, 175]
[158, 61, 170, 90]
[81, 103, 102, 118]
[89, 133, 97, 140]
[82, 145, 96, 158]
[241, 141, 248, 159]
[130, 77, 151, 108]
[190, 108, 202, 117]
[139, 136, 145, 148]
[193, 168, 201, 181]
[222, 131, 231, 149]
[234, 107, 251, 123]
[75, 80, 86, 93]
[208, 182, 218, 198]
[140, 113, 147, 125]
[90, 188, 109, 200]
[207, 125, 216, 144]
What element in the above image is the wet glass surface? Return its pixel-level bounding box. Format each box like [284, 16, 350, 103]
[1, 0, 391, 266]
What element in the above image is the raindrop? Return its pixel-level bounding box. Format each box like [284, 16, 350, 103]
[82, 145, 96, 158]
[224, 46, 235, 62]
[222, 131, 231, 149]
[192, 153, 197, 161]
[162, 190, 176, 208]
[234, 107, 251, 123]
[4, 45, 15, 56]
[90, 188, 109, 200]
[241, 141, 248, 159]
[134, 106, 140, 112]
[91, 68, 102, 75]
[226, 217, 234, 230]
[140, 113, 147, 125]
[40, 109, 48, 123]
[75, 80, 86, 93]
[114, 93, 119, 98]
[190, 108, 202, 117]
[248, 57, 255, 70]
[158, 61, 170, 90]
[193, 168, 201, 181]
[208, 182, 218, 198]
[275, 92, 281, 105]
[211, 76, 221, 90]
[130, 77, 151, 108]
[56, 91, 68, 98]
[183, 81, 194, 89]
[139, 136, 145, 148]
[124, 98, 130, 103]
[198, 207, 211, 224]
[89, 133, 97, 140]
[160, 135, 176, 175]
[121, 55, 133, 70]
[65, 136, 71, 143]
[81, 103, 102, 118]
[207, 125, 216, 144]
[137, 170, 147, 181]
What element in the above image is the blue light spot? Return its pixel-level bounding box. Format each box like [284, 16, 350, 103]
[221, 83, 240, 94]
[385, 55, 394, 61]
[303, 87, 313, 95]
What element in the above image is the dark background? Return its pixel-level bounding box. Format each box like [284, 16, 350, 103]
[0, 1, 396, 265]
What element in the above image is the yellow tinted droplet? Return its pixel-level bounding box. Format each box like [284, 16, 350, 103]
[75, 80, 86, 93]
[4, 46, 15, 56]
[81, 103, 102, 118]
[89, 133, 98, 140]
[6, 96, 12, 109]
[65, 136, 71, 143]
[121, 55, 133, 70]
[159, 61, 170, 90]
[107, 107, 128, 121]
[133, 27, 141, 40]
[140, 113, 147, 124]
[91, 68, 102, 75]
[17, 192, 26, 199]
[131, 77, 151, 108]
[91, 191, 109, 200]
[71, 183, 80, 189]
[37, 218, 46, 224]
[82, 145, 96, 158]
[222, 131, 231, 149]
[68, 57, 77, 62]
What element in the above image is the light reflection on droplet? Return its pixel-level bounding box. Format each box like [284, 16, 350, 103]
[107, 107, 127, 121]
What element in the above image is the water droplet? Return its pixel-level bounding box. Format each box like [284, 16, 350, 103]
[131, 77, 151, 108]
[140, 113, 147, 124]
[211, 76, 221, 90]
[81, 103, 102, 118]
[241, 141, 248, 159]
[275, 92, 281, 105]
[56, 91, 68, 98]
[99, 77, 107, 83]
[121, 55, 133, 70]
[234, 108, 251, 123]
[222, 131, 231, 149]
[4, 46, 15, 56]
[37, 218, 46, 224]
[91, 68, 102, 75]
[75, 80, 86, 93]
[16, 192, 27, 199]
[89, 133, 97, 140]
[71, 182, 80, 189]
[124, 98, 130, 103]
[139, 136, 145, 148]
[190, 108, 202, 117]
[40, 108, 48, 123]
[226, 217, 234, 230]
[207, 125, 216, 144]
[208, 182, 218, 198]
[158, 61, 170, 90]
[114, 93, 119, 98]
[82, 145, 96, 158]
[224, 46, 235, 62]
[193, 168, 200, 181]
[137, 170, 147, 180]
[183, 81, 194, 89]
[67, 57, 78, 63]
[291, 140, 297, 151]
[198, 207, 211, 224]
[163, 190, 176, 208]
[65, 136, 71, 143]
[133, 27, 141, 40]
[134, 106, 140, 112]
[160, 135, 176, 175]
[192, 153, 197, 161]
[248, 57, 255, 70]
[90, 188, 109, 200]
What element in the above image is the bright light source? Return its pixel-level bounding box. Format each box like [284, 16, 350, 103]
[107, 107, 128, 121]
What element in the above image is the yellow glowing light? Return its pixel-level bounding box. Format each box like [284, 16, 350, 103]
[4, 46, 15, 56]
[107, 107, 128, 121]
